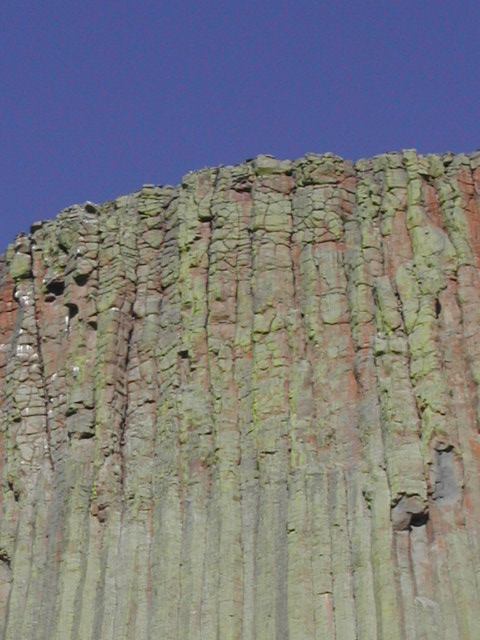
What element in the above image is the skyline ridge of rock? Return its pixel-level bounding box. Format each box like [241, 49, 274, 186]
[1, 150, 480, 638]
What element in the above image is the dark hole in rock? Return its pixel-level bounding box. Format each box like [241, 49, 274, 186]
[178, 349, 190, 359]
[45, 280, 65, 297]
[233, 177, 253, 192]
[410, 511, 429, 528]
[67, 303, 79, 319]
[78, 431, 95, 440]
[30, 221, 44, 233]
[0, 549, 10, 566]
[74, 273, 89, 286]
[84, 202, 97, 213]
[435, 298, 441, 318]
[391, 495, 428, 531]
[8, 481, 19, 503]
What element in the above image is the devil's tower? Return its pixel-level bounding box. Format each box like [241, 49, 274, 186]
[1, 151, 480, 639]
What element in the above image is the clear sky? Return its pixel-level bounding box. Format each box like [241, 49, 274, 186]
[1, 1, 479, 252]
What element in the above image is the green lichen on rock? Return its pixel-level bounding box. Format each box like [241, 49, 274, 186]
[8, 253, 31, 280]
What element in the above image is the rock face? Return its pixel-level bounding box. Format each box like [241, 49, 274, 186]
[1, 151, 480, 639]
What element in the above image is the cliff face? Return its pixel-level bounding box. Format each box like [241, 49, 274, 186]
[1, 151, 480, 639]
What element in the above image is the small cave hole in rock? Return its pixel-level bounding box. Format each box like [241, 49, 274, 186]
[78, 431, 95, 440]
[0, 549, 11, 568]
[84, 202, 97, 214]
[8, 481, 19, 503]
[435, 298, 442, 318]
[45, 280, 65, 298]
[67, 303, 79, 320]
[74, 273, 89, 286]
[409, 511, 429, 529]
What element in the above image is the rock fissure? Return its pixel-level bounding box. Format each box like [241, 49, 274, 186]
[29, 240, 55, 473]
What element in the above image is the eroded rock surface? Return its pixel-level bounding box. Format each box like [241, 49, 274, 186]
[1, 151, 480, 638]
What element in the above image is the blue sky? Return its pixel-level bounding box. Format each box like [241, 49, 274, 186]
[1, 1, 479, 251]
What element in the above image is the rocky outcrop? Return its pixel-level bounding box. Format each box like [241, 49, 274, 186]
[1, 151, 480, 638]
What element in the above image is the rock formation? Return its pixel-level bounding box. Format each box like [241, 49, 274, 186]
[1, 151, 480, 639]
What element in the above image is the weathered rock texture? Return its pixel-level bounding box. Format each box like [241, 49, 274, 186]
[1, 151, 480, 639]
